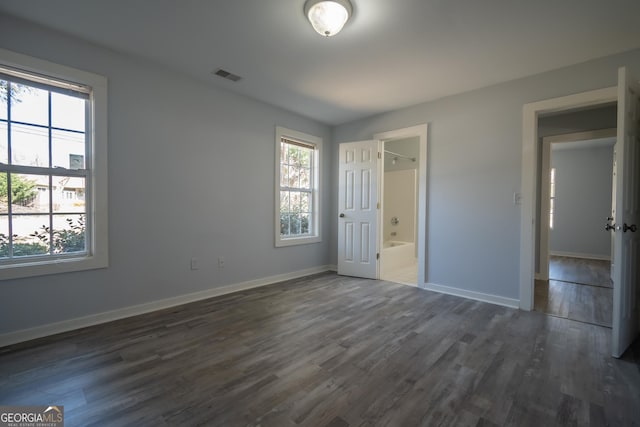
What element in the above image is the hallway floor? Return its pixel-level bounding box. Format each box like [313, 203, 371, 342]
[534, 256, 612, 328]
[548, 256, 612, 288]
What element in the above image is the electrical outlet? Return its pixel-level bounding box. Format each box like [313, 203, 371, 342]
[190, 258, 199, 270]
[218, 256, 225, 269]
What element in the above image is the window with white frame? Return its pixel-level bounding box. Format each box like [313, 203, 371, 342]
[275, 126, 321, 247]
[0, 49, 108, 280]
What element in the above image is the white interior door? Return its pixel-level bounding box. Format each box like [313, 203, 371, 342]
[338, 140, 380, 279]
[610, 142, 617, 281]
[612, 67, 640, 358]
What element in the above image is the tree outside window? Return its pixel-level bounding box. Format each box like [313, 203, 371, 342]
[275, 127, 321, 247]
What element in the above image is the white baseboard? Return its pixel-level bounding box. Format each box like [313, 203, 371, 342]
[422, 282, 520, 309]
[0, 265, 332, 348]
[549, 251, 611, 261]
[327, 264, 337, 271]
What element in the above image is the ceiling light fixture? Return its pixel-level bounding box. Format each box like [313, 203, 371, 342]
[304, 0, 352, 37]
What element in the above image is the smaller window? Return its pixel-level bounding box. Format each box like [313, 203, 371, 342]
[550, 167, 556, 229]
[275, 126, 321, 247]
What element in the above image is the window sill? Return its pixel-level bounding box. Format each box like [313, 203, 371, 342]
[275, 235, 322, 248]
[0, 254, 108, 280]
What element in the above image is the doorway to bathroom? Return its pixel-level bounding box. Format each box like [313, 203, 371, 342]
[336, 124, 427, 285]
[379, 137, 420, 285]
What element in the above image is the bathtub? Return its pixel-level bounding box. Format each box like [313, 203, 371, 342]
[380, 240, 416, 277]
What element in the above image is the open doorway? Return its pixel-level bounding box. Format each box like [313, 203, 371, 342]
[534, 123, 616, 327]
[521, 68, 640, 358]
[374, 124, 428, 286]
[379, 137, 419, 285]
[336, 124, 427, 284]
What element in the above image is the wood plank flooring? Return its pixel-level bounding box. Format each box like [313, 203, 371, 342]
[534, 280, 612, 327]
[549, 256, 612, 288]
[536, 257, 613, 327]
[1, 272, 639, 426]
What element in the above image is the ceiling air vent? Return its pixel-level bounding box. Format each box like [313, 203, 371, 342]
[212, 68, 242, 82]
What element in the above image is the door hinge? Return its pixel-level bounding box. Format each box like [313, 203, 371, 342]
[378, 151, 381, 159]
[376, 253, 380, 260]
[377, 202, 380, 209]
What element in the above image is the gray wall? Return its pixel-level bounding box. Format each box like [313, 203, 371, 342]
[550, 145, 613, 258]
[0, 15, 332, 335]
[332, 48, 640, 300]
[538, 105, 617, 137]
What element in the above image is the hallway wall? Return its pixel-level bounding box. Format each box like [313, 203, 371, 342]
[550, 145, 614, 259]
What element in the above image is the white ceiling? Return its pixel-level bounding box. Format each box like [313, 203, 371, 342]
[1, 0, 640, 125]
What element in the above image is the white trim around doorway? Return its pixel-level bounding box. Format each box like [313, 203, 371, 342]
[519, 87, 617, 310]
[374, 124, 428, 286]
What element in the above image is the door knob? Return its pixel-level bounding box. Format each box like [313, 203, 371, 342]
[339, 213, 345, 218]
[605, 223, 616, 231]
[623, 223, 637, 233]
[607, 216, 614, 221]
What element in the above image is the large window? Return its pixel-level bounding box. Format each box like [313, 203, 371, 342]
[275, 126, 321, 247]
[0, 49, 107, 279]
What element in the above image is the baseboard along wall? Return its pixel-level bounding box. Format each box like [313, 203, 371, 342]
[2, 265, 523, 347]
[0, 265, 332, 348]
[422, 282, 520, 309]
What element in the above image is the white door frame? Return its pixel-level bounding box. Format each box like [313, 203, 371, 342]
[538, 128, 617, 280]
[374, 124, 428, 286]
[519, 87, 617, 310]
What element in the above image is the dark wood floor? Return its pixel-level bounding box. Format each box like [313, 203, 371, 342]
[535, 256, 613, 328]
[549, 256, 612, 288]
[1, 273, 639, 426]
[534, 280, 612, 327]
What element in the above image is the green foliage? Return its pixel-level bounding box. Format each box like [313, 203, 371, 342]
[0, 216, 85, 258]
[0, 234, 48, 257]
[0, 174, 38, 205]
[13, 242, 49, 256]
[31, 216, 86, 253]
[280, 212, 310, 236]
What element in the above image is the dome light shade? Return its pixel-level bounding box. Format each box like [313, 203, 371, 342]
[304, 0, 352, 37]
